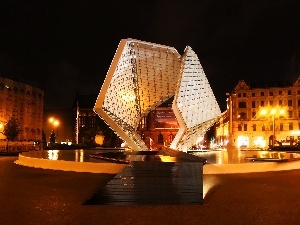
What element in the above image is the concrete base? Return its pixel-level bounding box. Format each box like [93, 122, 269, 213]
[15, 154, 127, 174]
[14, 149, 300, 175]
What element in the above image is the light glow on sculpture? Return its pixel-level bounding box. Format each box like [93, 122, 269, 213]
[170, 46, 221, 152]
[94, 39, 221, 152]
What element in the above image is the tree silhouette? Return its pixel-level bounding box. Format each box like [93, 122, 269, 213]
[3, 117, 21, 151]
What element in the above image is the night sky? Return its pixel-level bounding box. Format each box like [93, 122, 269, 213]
[1, 0, 300, 139]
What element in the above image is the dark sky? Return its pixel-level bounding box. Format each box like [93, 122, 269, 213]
[1, 0, 300, 113]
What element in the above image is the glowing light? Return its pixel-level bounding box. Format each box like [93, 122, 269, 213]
[260, 109, 267, 115]
[48, 150, 59, 160]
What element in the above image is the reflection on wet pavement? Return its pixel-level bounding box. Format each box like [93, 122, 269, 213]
[84, 161, 204, 205]
[192, 150, 300, 164]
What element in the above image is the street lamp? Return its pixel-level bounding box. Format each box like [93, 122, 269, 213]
[226, 92, 236, 150]
[258, 106, 286, 146]
[49, 117, 60, 142]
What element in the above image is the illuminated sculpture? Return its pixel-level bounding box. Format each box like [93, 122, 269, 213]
[94, 39, 221, 152]
[170, 46, 221, 152]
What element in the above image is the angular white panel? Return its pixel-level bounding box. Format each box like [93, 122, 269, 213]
[170, 46, 221, 152]
[94, 39, 181, 151]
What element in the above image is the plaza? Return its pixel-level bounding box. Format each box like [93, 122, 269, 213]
[2, 156, 300, 225]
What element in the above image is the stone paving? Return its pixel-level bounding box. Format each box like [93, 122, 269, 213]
[2, 156, 300, 225]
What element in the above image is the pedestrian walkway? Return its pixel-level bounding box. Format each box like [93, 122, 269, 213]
[2, 156, 300, 224]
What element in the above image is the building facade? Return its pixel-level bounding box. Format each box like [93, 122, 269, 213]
[216, 78, 300, 149]
[72, 92, 121, 146]
[136, 98, 179, 149]
[0, 77, 44, 142]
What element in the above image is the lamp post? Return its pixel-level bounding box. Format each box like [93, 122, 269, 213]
[49, 117, 60, 142]
[226, 92, 236, 150]
[259, 107, 286, 146]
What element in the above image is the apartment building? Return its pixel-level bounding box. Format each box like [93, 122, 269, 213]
[0, 77, 44, 142]
[216, 77, 300, 149]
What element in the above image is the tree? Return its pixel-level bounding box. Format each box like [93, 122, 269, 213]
[3, 117, 21, 151]
[49, 130, 56, 143]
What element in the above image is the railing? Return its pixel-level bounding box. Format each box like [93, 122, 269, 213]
[0, 144, 41, 153]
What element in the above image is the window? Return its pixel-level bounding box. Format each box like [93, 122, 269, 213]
[252, 111, 256, 118]
[298, 99, 300, 106]
[279, 91, 282, 95]
[158, 133, 164, 144]
[238, 124, 242, 131]
[252, 93, 255, 97]
[238, 102, 246, 108]
[288, 90, 292, 95]
[270, 100, 273, 106]
[238, 93, 241, 97]
[243, 93, 246, 97]
[288, 99, 293, 106]
[261, 101, 264, 106]
[289, 122, 293, 130]
[261, 92, 264, 96]
[298, 111, 300, 118]
[298, 90, 300, 95]
[244, 124, 247, 131]
[270, 124, 273, 131]
[169, 133, 175, 142]
[252, 101, 255, 108]
[280, 123, 283, 131]
[240, 112, 246, 119]
[139, 116, 147, 129]
[269, 91, 273, 96]
[253, 124, 256, 131]
[288, 110, 293, 118]
[262, 124, 265, 131]
[279, 100, 283, 106]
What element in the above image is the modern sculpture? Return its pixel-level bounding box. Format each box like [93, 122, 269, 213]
[94, 38, 221, 152]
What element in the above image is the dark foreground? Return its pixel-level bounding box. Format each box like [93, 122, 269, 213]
[1, 157, 300, 225]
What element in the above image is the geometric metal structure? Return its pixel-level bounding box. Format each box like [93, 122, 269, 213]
[170, 46, 221, 152]
[94, 38, 221, 152]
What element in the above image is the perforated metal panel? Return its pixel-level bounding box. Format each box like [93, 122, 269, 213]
[170, 46, 221, 152]
[94, 39, 181, 151]
[94, 40, 221, 152]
